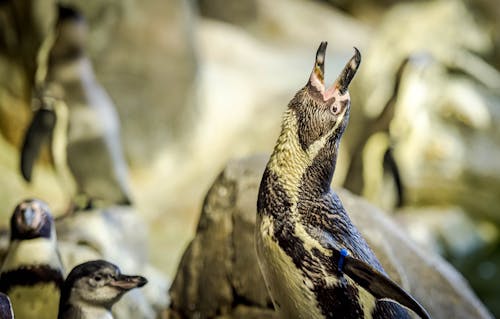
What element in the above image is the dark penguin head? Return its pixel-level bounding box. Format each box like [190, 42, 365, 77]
[10, 199, 54, 241]
[60, 260, 147, 312]
[269, 42, 361, 192]
[49, 4, 87, 67]
[291, 42, 360, 154]
[0, 292, 14, 319]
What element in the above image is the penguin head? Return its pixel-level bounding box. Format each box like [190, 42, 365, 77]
[49, 5, 87, 66]
[10, 199, 54, 241]
[62, 260, 147, 310]
[287, 42, 361, 155]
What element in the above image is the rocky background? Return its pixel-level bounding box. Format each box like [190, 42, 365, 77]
[0, 0, 499, 317]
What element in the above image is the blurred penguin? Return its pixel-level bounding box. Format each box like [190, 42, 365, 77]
[0, 199, 64, 319]
[58, 260, 147, 319]
[20, 5, 132, 210]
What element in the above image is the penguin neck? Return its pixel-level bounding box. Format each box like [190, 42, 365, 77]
[47, 57, 96, 87]
[65, 302, 113, 319]
[2, 233, 63, 272]
[267, 110, 311, 202]
[267, 110, 340, 200]
[300, 142, 338, 197]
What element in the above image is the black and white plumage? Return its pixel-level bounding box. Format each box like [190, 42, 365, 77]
[0, 199, 64, 319]
[20, 5, 132, 209]
[256, 42, 431, 319]
[58, 260, 147, 319]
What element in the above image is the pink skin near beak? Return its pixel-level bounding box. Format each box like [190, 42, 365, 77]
[108, 275, 147, 290]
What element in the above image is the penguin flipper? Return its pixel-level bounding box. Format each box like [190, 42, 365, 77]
[383, 147, 404, 207]
[0, 292, 14, 319]
[20, 108, 56, 182]
[343, 255, 431, 319]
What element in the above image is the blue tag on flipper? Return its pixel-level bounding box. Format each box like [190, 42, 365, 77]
[338, 248, 349, 273]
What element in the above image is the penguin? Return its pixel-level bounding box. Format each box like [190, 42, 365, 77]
[0, 292, 14, 319]
[20, 4, 132, 209]
[57, 259, 147, 319]
[255, 42, 431, 319]
[343, 55, 413, 209]
[0, 199, 64, 319]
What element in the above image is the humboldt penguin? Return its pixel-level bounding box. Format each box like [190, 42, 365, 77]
[343, 56, 415, 209]
[58, 259, 147, 319]
[0, 292, 14, 319]
[256, 42, 431, 319]
[20, 5, 132, 209]
[0, 199, 64, 319]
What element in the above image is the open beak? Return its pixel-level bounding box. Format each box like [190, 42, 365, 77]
[109, 274, 148, 290]
[309, 42, 361, 100]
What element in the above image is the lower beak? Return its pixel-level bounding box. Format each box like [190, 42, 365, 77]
[109, 275, 148, 290]
[335, 47, 361, 94]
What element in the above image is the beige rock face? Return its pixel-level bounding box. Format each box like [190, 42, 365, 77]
[0, 0, 198, 167]
[342, 1, 500, 219]
[168, 155, 493, 319]
[57, 0, 198, 167]
[169, 156, 274, 319]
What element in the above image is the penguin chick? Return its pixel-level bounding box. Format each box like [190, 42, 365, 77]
[58, 260, 147, 319]
[0, 292, 14, 319]
[256, 42, 431, 319]
[0, 199, 64, 319]
[20, 4, 132, 209]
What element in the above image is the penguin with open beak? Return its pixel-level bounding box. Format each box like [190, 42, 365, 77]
[20, 4, 133, 210]
[256, 42, 431, 319]
[57, 260, 147, 319]
[0, 199, 64, 319]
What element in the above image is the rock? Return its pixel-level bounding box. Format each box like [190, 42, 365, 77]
[168, 156, 276, 319]
[169, 155, 493, 319]
[1, 0, 198, 167]
[395, 207, 497, 259]
[58, 0, 198, 167]
[342, 1, 500, 219]
[197, 0, 258, 26]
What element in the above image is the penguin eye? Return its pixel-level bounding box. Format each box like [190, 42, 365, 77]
[330, 104, 338, 115]
[94, 275, 102, 282]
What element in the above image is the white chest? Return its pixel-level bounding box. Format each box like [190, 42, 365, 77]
[256, 215, 324, 319]
[256, 215, 377, 319]
[9, 283, 60, 319]
[77, 304, 114, 319]
[1, 238, 63, 272]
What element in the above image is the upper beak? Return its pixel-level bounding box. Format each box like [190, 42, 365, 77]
[334, 47, 361, 94]
[109, 274, 148, 290]
[313, 41, 328, 83]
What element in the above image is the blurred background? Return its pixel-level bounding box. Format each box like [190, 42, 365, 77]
[0, 0, 499, 316]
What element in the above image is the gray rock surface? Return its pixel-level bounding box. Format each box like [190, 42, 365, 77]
[168, 155, 493, 319]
